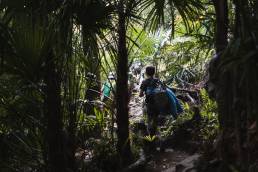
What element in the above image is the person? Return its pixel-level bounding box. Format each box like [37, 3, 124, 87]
[139, 66, 162, 137]
[101, 73, 115, 103]
[140, 66, 183, 136]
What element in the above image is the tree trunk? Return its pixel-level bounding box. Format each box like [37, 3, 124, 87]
[213, 0, 228, 53]
[45, 51, 67, 172]
[116, 1, 133, 167]
[211, 0, 231, 169]
[212, 1, 253, 171]
[212, 0, 229, 128]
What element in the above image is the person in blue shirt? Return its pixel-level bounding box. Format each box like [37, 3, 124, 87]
[101, 73, 115, 102]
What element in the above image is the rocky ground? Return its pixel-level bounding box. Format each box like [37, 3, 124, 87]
[128, 91, 201, 172]
[145, 150, 190, 172]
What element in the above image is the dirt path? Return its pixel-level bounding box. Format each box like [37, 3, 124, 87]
[145, 150, 189, 172]
[129, 93, 144, 122]
[129, 92, 190, 172]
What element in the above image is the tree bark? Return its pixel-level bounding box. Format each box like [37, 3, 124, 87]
[116, 1, 133, 167]
[213, 0, 228, 53]
[212, 0, 229, 127]
[212, 1, 252, 171]
[211, 0, 232, 168]
[45, 51, 67, 172]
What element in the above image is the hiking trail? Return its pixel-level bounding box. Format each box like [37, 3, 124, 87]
[128, 86, 197, 172]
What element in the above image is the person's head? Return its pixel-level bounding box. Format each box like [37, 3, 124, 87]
[145, 66, 155, 77]
[108, 72, 115, 80]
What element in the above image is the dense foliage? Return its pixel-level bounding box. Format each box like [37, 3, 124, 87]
[1, 0, 258, 172]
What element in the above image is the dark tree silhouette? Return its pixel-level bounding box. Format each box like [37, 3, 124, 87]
[213, 0, 228, 53]
[211, 0, 258, 171]
[116, 0, 133, 167]
[45, 51, 67, 172]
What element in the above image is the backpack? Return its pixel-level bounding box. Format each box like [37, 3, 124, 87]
[146, 80, 170, 113]
[166, 88, 183, 118]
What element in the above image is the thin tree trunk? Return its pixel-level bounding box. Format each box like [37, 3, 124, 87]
[213, 0, 228, 53]
[45, 51, 67, 172]
[212, 0, 231, 169]
[116, 1, 132, 166]
[212, 0, 229, 132]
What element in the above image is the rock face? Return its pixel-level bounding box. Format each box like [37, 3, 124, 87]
[163, 154, 200, 172]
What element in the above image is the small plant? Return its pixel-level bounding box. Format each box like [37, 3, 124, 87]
[143, 135, 157, 142]
[80, 138, 119, 172]
[200, 88, 218, 120]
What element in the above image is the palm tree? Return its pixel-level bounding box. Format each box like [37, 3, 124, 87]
[140, 0, 204, 32]
[0, 1, 71, 171]
[74, 0, 114, 115]
[116, 0, 133, 166]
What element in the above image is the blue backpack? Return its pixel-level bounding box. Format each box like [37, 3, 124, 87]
[166, 88, 183, 118]
[146, 80, 170, 113]
[146, 80, 183, 118]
